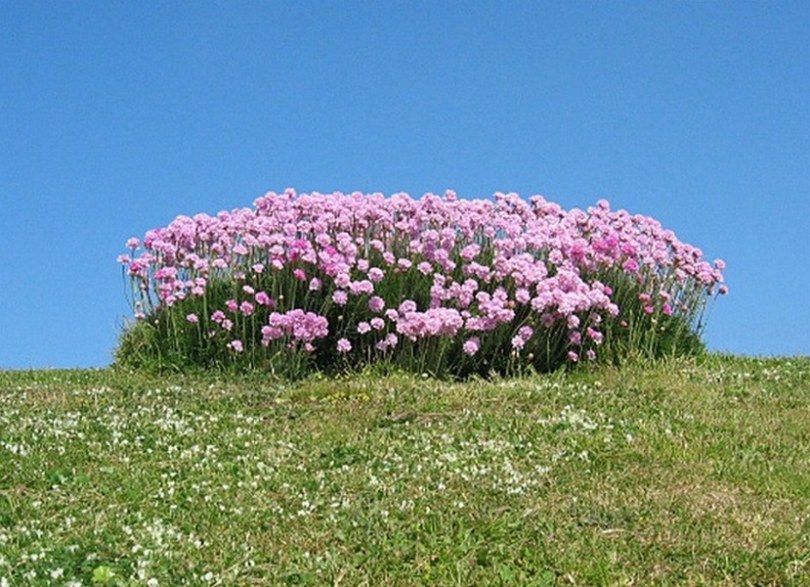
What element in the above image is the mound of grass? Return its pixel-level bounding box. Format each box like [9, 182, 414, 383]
[2, 355, 807, 585]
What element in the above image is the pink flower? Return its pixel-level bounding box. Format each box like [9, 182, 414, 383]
[623, 259, 639, 273]
[226, 299, 238, 312]
[309, 277, 322, 291]
[357, 321, 371, 334]
[463, 337, 481, 356]
[368, 296, 385, 313]
[370, 317, 385, 330]
[186, 313, 199, 323]
[126, 237, 140, 249]
[349, 280, 374, 295]
[252, 263, 265, 274]
[662, 303, 673, 316]
[211, 310, 226, 324]
[228, 339, 243, 353]
[240, 301, 254, 316]
[337, 338, 352, 353]
[398, 300, 417, 314]
[221, 319, 234, 331]
[332, 290, 348, 306]
[567, 351, 579, 362]
[255, 291, 273, 306]
[515, 288, 531, 304]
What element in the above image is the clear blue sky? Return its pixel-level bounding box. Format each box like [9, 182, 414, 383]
[1, 1, 808, 368]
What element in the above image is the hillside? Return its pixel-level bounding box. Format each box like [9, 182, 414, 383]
[1, 356, 809, 586]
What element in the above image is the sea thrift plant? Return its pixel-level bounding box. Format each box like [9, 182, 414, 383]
[116, 190, 726, 378]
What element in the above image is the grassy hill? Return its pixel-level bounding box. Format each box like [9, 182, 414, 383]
[1, 356, 809, 586]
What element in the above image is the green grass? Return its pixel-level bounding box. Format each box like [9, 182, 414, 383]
[1, 356, 809, 586]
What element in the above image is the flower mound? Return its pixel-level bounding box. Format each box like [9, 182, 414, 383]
[117, 190, 726, 377]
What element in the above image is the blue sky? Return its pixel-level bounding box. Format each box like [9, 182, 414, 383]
[1, 1, 808, 368]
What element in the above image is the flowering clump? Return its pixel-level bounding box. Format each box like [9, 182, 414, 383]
[116, 190, 726, 378]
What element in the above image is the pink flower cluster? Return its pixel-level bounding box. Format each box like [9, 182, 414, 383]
[120, 189, 726, 366]
[261, 310, 329, 350]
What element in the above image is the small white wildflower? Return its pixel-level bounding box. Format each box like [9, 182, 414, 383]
[50, 568, 64, 579]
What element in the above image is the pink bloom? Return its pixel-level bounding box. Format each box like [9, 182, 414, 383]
[255, 291, 273, 306]
[370, 317, 385, 330]
[518, 325, 534, 340]
[718, 285, 729, 295]
[586, 349, 597, 361]
[293, 268, 307, 281]
[586, 328, 603, 345]
[368, 267, 385, 283]
[226, 299, 238, 312]
[252, 263, 265, 274]
[126, 237, 140, 249]
[349, 280, 374, 295]
[186, 313, 199, 323]
[463, 337, 481, 356]
[567, 351, 579, 362]
[211, 310, 226, 324]
[398, 299, 417, 314]
[309, 277, 322, 291]
[515, 288, 531, 304]
[221, 319, 234, 331]
[332, 290, 348, 306]
[228, 339, 244, 353]
[337, 338, 352, 353]
[662, 303, 673, 316]
[368, 296, 385, 313]
[240, 301, 254, 316]
[357, 321, 371, 334]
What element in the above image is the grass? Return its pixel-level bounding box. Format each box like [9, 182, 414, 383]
[1, 355, 809, 586]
